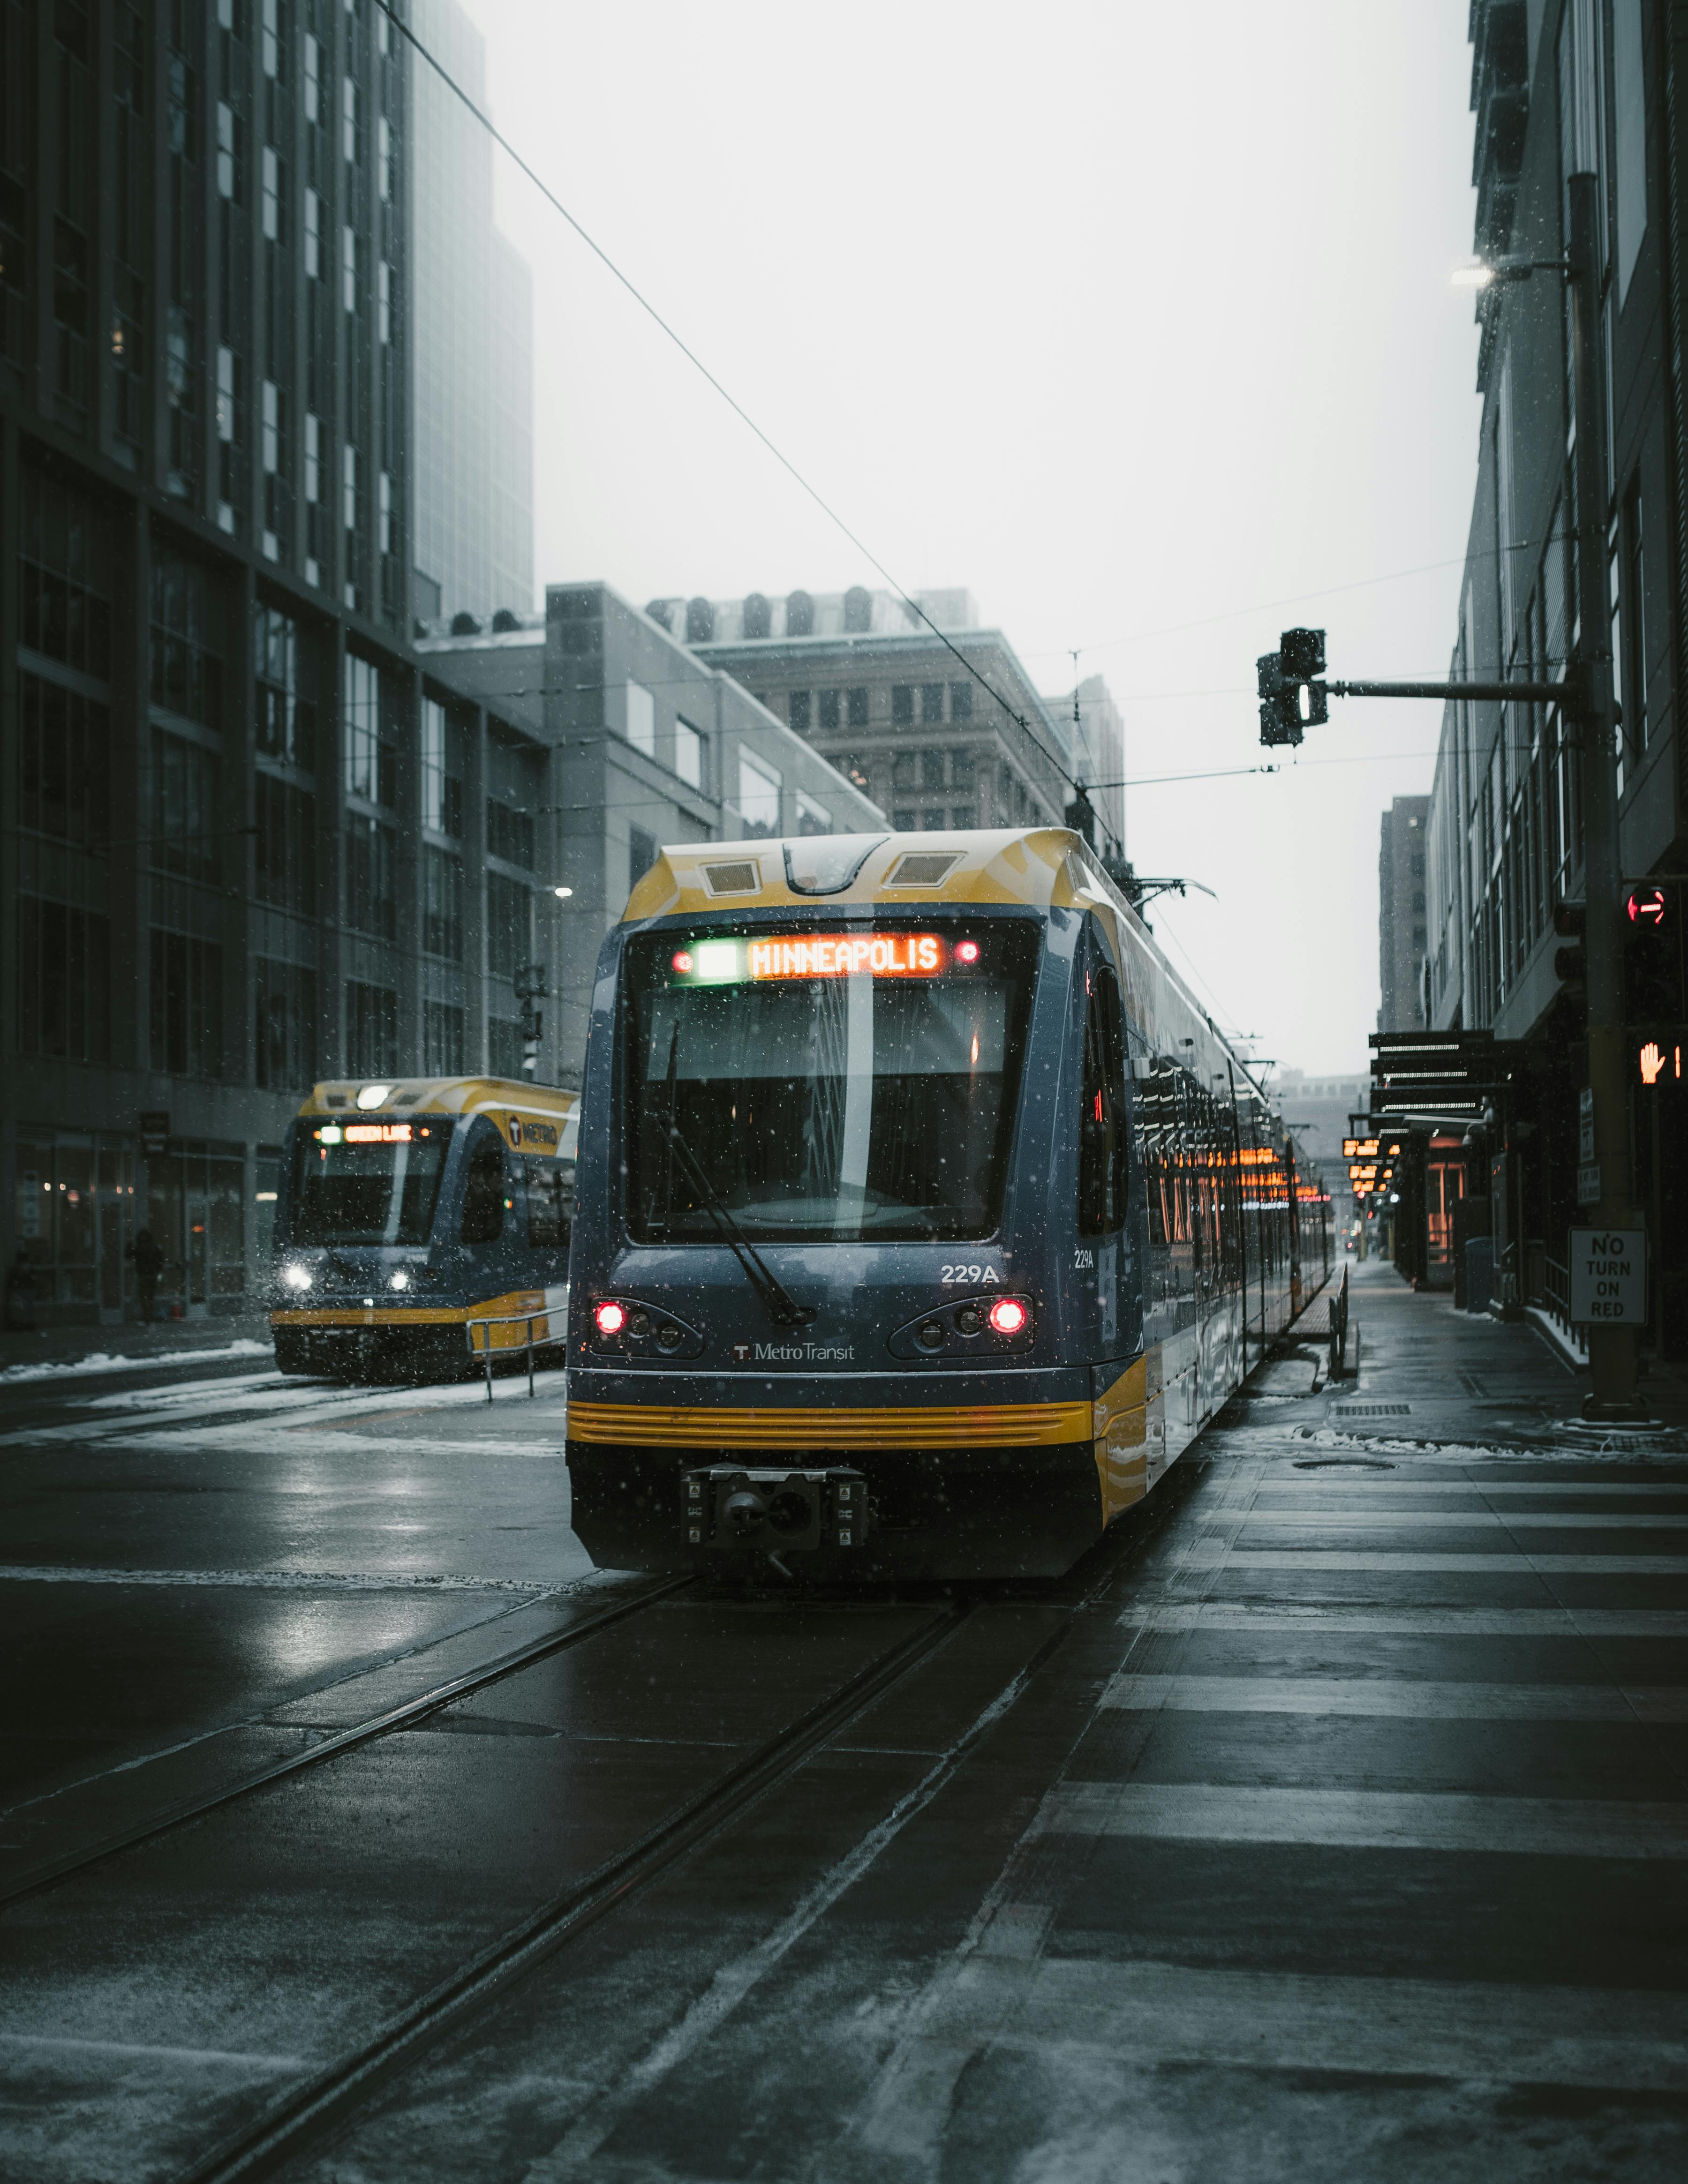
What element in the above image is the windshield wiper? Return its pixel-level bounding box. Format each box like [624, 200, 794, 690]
[660, 1106, 817, 1330]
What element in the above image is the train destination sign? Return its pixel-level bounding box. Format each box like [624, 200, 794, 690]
[671, 933, 949, 983]
[1567, 1227, 1646, 1324]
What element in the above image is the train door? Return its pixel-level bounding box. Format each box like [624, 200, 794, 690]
[1078, 941, 1139, 1517]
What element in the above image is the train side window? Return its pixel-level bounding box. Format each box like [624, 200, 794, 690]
[1078, 961, 1129, 1235]
[461, 1136, 505, 1244]
[525, 1156, 573, 1247]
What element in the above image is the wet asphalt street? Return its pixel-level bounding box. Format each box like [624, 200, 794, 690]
[3, 1261, 1688, 2182]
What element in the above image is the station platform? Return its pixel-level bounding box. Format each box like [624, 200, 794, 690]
[1, 1257, 1684, 2179]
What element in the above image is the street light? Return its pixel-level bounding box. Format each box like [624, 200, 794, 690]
[552, 885, 573, 899]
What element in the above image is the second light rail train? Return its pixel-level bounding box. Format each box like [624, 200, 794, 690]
[563, 826, 1330, 1581]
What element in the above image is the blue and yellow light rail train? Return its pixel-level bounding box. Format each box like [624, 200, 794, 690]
[269, 1077, 576, 1379]
[566, 827, 1329, 1579]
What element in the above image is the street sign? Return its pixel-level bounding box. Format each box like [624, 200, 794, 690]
[1567, 1227, 1646, 1324]
[139, 1111, 170, 1156]
[1578, 1088, 1594, 1165]
[1576, 1163, 1601, 1205]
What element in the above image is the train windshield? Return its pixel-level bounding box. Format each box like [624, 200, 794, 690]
[625, 922, 1040, 1243]
[287, 1120, 452, 1246]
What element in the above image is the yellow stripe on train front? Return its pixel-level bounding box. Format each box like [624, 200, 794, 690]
[565, 1400, 1094, 1450]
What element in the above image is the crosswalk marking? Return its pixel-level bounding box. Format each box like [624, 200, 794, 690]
[1100, 1673, 1688, 1720]
[1254, 1479, 1688, 1496]
[1228, 1509, 1688, 1529]
[1176, 1546, 1688, 1572]
[906, 1956, 1688, 2094]
[1120, 1602, 1688, 1636]
[1033, 1780, 1688, 1856]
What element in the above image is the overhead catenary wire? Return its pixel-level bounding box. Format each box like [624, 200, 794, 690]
[373, 0, 1112, 850]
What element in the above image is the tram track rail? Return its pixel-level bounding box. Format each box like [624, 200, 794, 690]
[175, 1595, 974, 2184]
[0, 1572, 694, 1913]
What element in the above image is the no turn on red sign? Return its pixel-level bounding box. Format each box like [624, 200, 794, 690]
[1567, 1228, 1647, 1324]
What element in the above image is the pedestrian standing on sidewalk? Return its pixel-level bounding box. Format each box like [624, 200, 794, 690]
[128, 1229, 165, 1323]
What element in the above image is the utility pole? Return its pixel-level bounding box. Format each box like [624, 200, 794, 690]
[1567, 171, 1641, 1418]
[1252, 173, 1643, 1418]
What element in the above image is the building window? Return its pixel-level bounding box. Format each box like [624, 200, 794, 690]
[341, 222, 356, 312]
[952, 748, 975, 790]
[166, 306, 197, 500]
[625, 679, 656, 758]
[345, 812, 396, 938]
[346, 982, 399, 1077]
[893, 808, 917, 833]
[488, 871, 532, 982]
[950, 682, 973, 721]
[303, 411, 322, 584]
[151, 545, 224, 728]
[891, 684, 914, 727]
[260, 382, 287, 557]
[785, 590, 814, 637]
[843, 585, 872, 633]
[488, 1017, 523, 1079]
[255, 604, 314, 766]
[262, 145, 282, 240]
[377, 469, 391, 555]
[488, 799, 535, 868]
[892, 751, 916, 792]
[255, 773, 316, 916]
[921, 749, 945, 790]
[342, 654, 392, 804]
[151, 729, 222, 881]
[629, 825, 658, 890]
[1624, 478, 1647, 753]
[19, 677, 111, 848]
[423, 1000, 464, 1075]
[52, 216, 90, 410]
[304, 30, 320, 121]
[255, 958, 317, 1088]
[216, 100, 240, 201]
[818, 690, 841, 733]
[422, 698, 464, 835]
[216, 344, 244, 530]
[150, 930, 223, 1077]
[423, 844, 463, 961]
[20, 899, 110, 1062]
[738, 748, 782, 837]
[837, 754, 873, 793]
[674, 718, 704, 791]
[341, 74, 358, 166]
[797, 792, 831, 837]
[789, 690, 812, 734]
[685, 596, 714, 644]
[847, 687, 869, 728]
[21, 466, 112, 678]
[377, 258, 390, 343]
[922, 810, 945, 830]
[112, 270, 144, 447]
[920, 683, 944, 726]
[951, 805, 974, 830]
[377, 112, 391, 200]
[304, 187, 320, 277]
[742, 592, 771, 640]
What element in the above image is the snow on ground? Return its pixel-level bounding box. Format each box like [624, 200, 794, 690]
[0, 1340, 272, 1385]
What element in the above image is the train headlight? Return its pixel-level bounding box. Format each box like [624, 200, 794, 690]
[281, 1263, 314, 1293]
[987, 1297, 1029, 1337]
[388, 1270, 412, 1291]
[594, 1300, 627, 1336]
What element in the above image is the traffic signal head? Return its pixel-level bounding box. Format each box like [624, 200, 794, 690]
[1280, 628, 1326, 680]
[1258, 654, 1303, 747]
[1623, 881, 1684, 1022]
[1552, 900, 1586, 989]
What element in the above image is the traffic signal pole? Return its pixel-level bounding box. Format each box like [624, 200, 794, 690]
[1254, 175, 1643, 1418]
[1567, 173, 1642, 1418]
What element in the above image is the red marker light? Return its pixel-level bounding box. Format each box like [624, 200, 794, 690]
[988, 1297, 1028, 1336]
[594, 1300, 627, 1336]
[672, 950, 694, 973]
[956, 939, 980, 964]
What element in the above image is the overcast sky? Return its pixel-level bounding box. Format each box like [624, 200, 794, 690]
[456, 0, 1480, 1078]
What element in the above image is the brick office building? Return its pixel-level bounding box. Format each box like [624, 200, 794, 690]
[648, 585, 1125, 856]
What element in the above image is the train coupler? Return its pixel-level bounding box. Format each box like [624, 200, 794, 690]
[682, 1466, 871, 1555]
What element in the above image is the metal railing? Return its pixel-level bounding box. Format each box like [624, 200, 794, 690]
[1542, 1254, 1575, 1344]
[465, 1306, 567, 1402]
